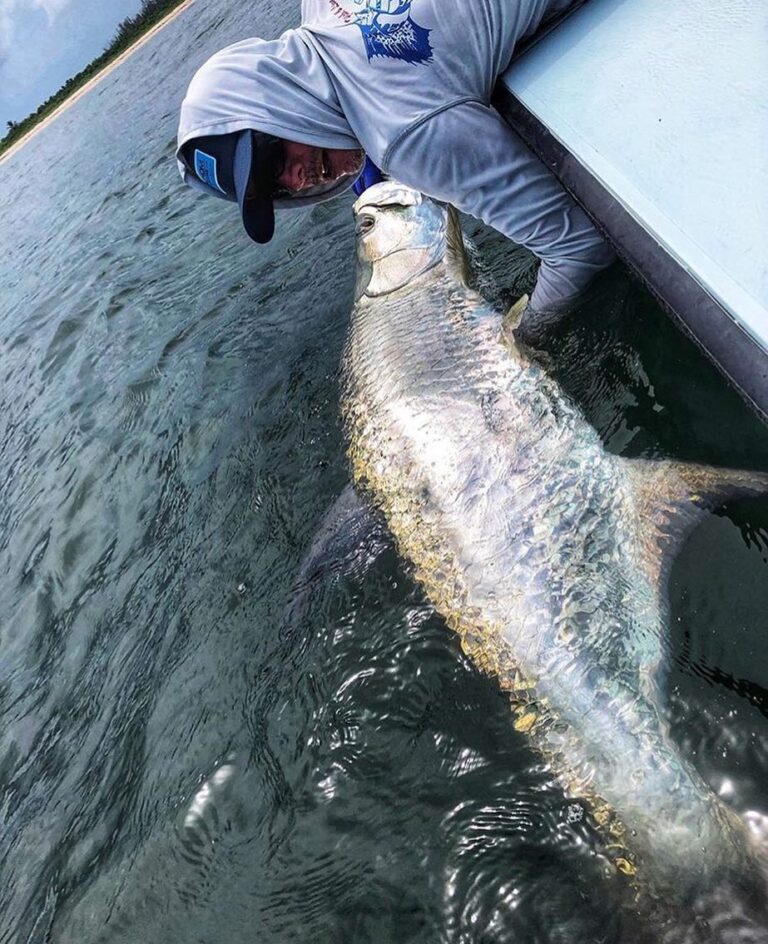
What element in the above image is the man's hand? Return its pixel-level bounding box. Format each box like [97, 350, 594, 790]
[513, 302, 563, 351]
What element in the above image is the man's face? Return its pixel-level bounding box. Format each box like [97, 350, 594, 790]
[276, 140, 364, 193]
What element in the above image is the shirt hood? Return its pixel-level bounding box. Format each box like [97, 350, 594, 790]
[176, 31, 362, 205]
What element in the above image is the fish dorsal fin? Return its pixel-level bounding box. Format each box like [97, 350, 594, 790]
[625, 457, 768, 585]
[444, 205, 472, 286]
[503, 294, 529, 333]
[501, 293, 530, 347]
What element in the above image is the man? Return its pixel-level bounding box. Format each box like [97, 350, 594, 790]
[176, 0, 615, 318]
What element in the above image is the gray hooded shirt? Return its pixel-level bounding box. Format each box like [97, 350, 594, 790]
[177, 0, 615, 310]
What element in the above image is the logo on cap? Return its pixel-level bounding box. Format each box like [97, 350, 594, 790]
[194, 149, 226, 195]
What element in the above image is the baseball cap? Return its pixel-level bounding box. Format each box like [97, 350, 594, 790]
[180, 129, 284, 244]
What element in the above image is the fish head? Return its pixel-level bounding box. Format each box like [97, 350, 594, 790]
[353, 182, 465, 299]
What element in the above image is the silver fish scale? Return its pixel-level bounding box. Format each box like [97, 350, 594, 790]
[341, 263, 747, 896]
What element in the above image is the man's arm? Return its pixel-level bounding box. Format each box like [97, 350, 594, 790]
[383, 100, 615, 312]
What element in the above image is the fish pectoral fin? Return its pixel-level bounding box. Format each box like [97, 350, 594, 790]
[444, 205, 472, 286]
[279, 483, 391, 640]
[625, 457, 768, 583]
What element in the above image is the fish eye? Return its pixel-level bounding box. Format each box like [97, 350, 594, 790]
[359, 214, 376, 234]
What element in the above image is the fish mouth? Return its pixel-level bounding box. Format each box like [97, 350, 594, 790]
[356, 243, 431, 263]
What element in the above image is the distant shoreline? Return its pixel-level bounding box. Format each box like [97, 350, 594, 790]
[0, 0, 197, 166]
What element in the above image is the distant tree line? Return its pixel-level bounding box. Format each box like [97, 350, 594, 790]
[1, 0, 186, 155]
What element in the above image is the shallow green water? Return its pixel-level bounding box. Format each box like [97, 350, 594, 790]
[1, 2, 768, 942]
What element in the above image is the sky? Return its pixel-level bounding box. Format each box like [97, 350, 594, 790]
[0, 0, 146, 128]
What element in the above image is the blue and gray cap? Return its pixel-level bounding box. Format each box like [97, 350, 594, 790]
[180, 129, 284, 244]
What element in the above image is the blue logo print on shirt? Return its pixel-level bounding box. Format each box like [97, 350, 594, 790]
[351, 1, 432, 64]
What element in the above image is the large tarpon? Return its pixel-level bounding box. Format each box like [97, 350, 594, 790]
[340, 182, 768, 935]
